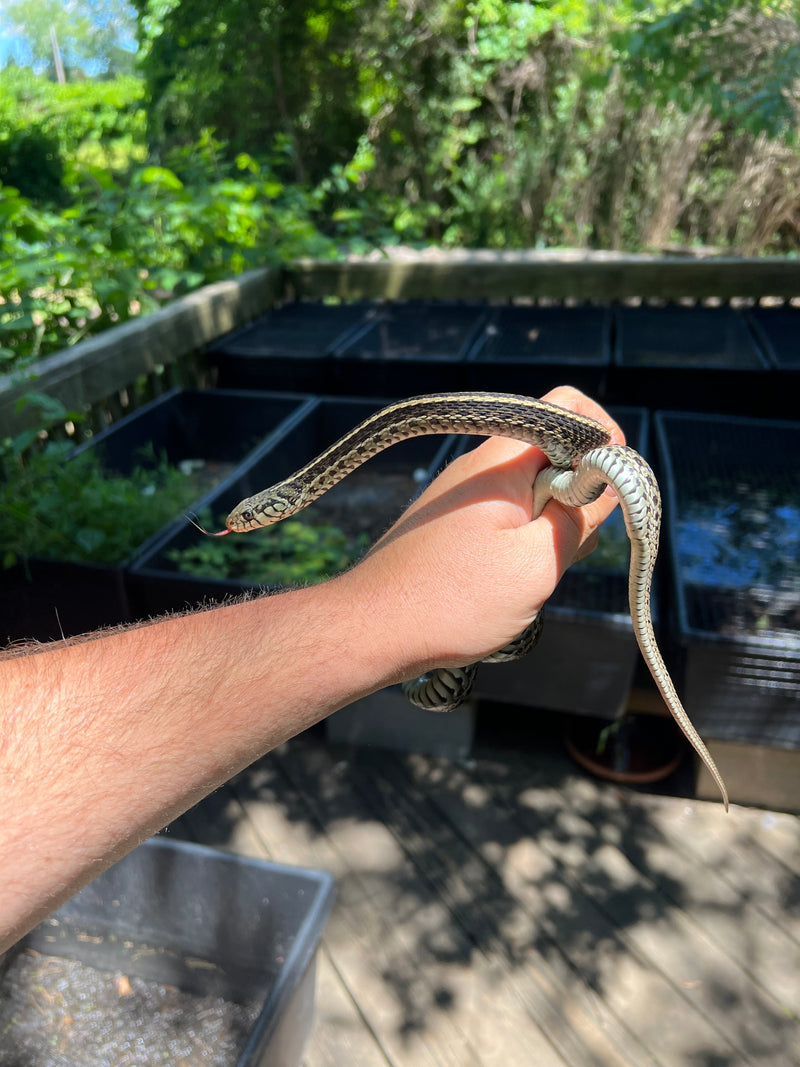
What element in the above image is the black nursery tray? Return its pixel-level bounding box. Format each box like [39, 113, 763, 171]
[3, 837, 334, 1067]
[745, 304, 800, 418]
[329, 301, 487, 395]
[1, 389, 310, 645]
[128, 394, 455, 616]
[656, 411, 800, 748]
[467, 304, 611, 396]
[611, 305, 769, 413]
[211, 302, 373, 392]
[746, 303, 800, 369]
[475, 407, 651, 718]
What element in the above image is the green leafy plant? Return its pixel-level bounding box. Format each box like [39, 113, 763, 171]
[0, 146, 334, 370]
[4, 3, 800, 380]
[168, 516, 370, 587]
[596, 716, 628, 759]
[0, 124, 65, 204]
[0, 440, 213, 569]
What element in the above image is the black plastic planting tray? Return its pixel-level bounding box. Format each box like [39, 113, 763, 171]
[746, 304, 800, 417]
[746, 304, 800, 369]
[329, 300, 486, 394]
[128, 394, 456, 617]
[467, 304, 611, 396]
[475, 407, 651, 717]
[211, 302, 373, 392]
[1, 389, 310, 644]
[612, 305, 769, 413]
[5, 837, 334, 1067]
[656, 411, 800, 748]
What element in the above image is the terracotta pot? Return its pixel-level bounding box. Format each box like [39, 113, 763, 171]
[564, 714, 683, 785]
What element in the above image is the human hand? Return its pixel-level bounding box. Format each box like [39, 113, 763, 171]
[341, 386, 625, 682]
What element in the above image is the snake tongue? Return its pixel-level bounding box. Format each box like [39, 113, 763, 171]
[187, 513, 230, 537]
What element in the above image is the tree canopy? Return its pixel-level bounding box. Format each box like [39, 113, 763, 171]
[130, 0, 800, 247]
[1, 1, 799, 368]
[1, 0, 138, 77]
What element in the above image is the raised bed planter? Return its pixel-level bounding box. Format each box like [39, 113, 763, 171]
[329, 301, 487, 396]
[746, 304, 800, 418]
[128, 394, 455, 614]
[611, 305, 769, 413]
[0, 389, 310, 645]
[467, 304, 611, 397]
[211, 302, 373, 393]
[474, 408, 651, 718]
[2, 558, 132, 648]
[746, 303, 800, 369]
[656, 410, 800, 749]
[2, 836, 334, 1067]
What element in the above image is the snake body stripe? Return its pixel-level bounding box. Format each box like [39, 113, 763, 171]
[225, 392, 612, 529]
[402, 614, 547, 711]
[405, 664, 478, 713]
[224, 392, 729, 810]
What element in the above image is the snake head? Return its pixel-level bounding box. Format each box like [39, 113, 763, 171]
[225, 480, 305, 532]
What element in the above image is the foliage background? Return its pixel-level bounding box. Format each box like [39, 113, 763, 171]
[1, 0, 799, 370]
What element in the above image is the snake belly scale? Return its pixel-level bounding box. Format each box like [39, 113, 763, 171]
[223, 391, 729, 810]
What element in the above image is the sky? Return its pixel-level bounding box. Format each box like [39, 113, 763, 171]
[0, 1, 138, 75]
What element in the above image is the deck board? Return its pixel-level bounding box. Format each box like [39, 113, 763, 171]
[467, 748, 799, 1065]
[174, 729, 800, 1067]
[233, 751, 485, 1067]
[271, 741, 567, 1067]
[303, 946, 391, 1067]
[344, 746, 654, 1067]
[392, 749, 757, 1066]
[639, 797, 800, 946]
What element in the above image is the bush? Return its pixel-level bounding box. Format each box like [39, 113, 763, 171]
[0, 435, 219, 569]
[0, 69, 146, 172]
[168, 516, 370, 587]
[0, 145, 334, 371]
[0, 125, 65, 205]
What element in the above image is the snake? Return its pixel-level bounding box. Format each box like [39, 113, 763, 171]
[217, 391, 729, 810]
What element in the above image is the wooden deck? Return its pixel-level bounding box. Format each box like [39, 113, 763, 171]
[170, 724, 800, 1067]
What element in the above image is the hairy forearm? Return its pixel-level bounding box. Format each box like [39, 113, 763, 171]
[0, 578, 386, 952]
[0, 386, 623, 953]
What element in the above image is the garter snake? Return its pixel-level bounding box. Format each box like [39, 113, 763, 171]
[221, 391, 729, 810]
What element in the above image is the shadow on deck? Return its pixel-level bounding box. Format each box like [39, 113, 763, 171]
[169, 718, 800, 1067]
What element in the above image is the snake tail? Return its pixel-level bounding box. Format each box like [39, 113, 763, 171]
[537, 445, 729, 811]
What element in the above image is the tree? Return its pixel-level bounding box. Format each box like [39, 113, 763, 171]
[134, 0, 368, 183]
[1, 0, 138, 78]
[616, 0, 800, 142]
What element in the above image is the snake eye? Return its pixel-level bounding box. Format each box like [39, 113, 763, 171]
[241, 508, 254, 523]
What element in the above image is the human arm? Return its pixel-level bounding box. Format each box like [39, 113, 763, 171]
[0, 386, 623, 951]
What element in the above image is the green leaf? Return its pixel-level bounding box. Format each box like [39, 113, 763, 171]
[451, 97, 481, 112]
[0, 313, 36, 332]
[74, 527, 106, 554]
[10, 427, 42, 455]
[137, 166, 185, 191]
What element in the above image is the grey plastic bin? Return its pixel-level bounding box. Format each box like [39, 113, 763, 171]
[9, 836, 335, 1066]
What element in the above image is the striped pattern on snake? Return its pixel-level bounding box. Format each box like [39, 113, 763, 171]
[223, 392, 729, 810]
